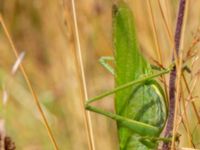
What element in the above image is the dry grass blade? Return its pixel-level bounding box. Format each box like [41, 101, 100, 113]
[179, 0, 189, 51]
[0, 120, 5, 150]
[11, 52, 25, 75]
[181, 118, 195, 147]
[172, 53, 183, 150]
[2, 87, 8, 106]
[147, 0, 163, 63]
[157, 0, 179, 66]
[157, 0, 174, 45]
[182, 73, 200, 123]
[146, 0, 169, 103]
[70, 0, 96, 150]
[178, 148, 199, 150]
[180, 81, 195, 147]
[0, 15, 59, 150]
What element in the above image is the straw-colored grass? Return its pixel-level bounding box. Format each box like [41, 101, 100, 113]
[0, 0, 200, 149]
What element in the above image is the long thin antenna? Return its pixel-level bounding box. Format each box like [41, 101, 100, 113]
[70, 1, 96, 150]
[0, 15, 59, 150]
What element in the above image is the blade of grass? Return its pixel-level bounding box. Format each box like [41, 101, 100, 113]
[181, 115, 195, 147]
[157, 0, 174, 46]
[180, 79, 195, 147]
[182, 73, 200, 123]
[147, 0, 163, 63]
[70, 1, 96, 150]
[181, 74, 199, 147]
[157, 0, 179, 68]
[0, 15, 59, 150]
[172, 52, 183, 150]
[146, 0, 169, 105]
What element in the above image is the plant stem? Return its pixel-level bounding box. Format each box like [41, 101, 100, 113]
[162, 0, 186, 150]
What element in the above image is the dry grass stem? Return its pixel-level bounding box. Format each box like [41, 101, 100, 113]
[172, 53, 183, 150]
[182, 74, 200, 123]
[0, 14, 59, 150]
[146, 0, 169, 105]
[70, 0, 96, 150]
[157, 0, 179, 66]
[157, 0, 174, 46]
[180, 82, 195, 147]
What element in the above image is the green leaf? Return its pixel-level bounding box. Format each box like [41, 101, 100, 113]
[113, 1, 167, 150]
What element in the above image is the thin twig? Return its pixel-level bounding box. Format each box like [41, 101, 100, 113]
[162, 0, 187, 149]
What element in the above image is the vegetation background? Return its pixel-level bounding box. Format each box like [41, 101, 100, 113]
[0, 0, 200, 149]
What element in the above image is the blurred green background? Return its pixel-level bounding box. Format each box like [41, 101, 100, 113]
[0, 0, 200, 149]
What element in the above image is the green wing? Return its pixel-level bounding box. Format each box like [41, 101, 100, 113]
[113, 2, 167, 150]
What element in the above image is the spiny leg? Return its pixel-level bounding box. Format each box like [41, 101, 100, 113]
[85, 100, 171, 143]
[85, 66, 173, 142]
[99, 56, 115, 75]
[85, 103, 159, 137]
[87, 65, 172, 104]
[85, 64, 174, 139]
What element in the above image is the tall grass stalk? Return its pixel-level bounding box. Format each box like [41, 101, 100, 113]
[0, 14, 59, 150]
[146, 0, 169, 106]
[70, 0, 96, 150]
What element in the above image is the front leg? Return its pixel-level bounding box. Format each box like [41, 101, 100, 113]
[99, 56, 115, 75]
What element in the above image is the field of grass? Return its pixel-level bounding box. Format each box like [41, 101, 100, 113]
[0, 0, 200, 149]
